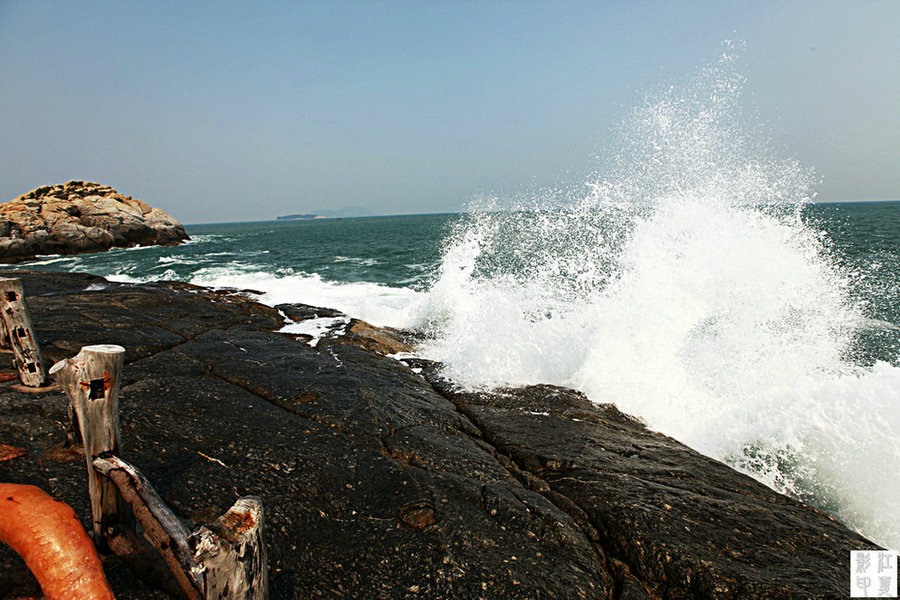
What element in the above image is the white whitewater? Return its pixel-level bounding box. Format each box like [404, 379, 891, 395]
[109, 268, 426, 329]
[417, 48, 900, 550]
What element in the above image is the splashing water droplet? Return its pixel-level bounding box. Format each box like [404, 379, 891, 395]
[418, 48, 900, 550]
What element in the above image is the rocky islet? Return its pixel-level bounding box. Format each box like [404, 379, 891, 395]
[0, 182, 188, 263]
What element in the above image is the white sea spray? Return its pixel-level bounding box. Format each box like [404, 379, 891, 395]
[416, 46, 900, 550]
[186, 268, 426, 329]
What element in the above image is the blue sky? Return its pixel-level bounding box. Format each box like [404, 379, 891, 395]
[1, 1, 898, 223]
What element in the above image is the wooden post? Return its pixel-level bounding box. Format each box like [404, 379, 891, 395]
[49, 344, 132, 546]
[94, 454, 269, 600]
[190, 497, 269, 600]
[0, 278, 47, 386]
[53, 343, 268, 599]
[0, 311, 9, 349]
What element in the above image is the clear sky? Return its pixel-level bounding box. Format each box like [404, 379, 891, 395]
[1, 1, 898, 224]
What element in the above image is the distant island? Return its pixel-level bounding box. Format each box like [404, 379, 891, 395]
[276, 214, 320, 220]
[277, 206, 372, 220]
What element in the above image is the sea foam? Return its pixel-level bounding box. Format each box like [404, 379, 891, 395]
[186, 268, 426, 329]
[416, 46, 900, 550]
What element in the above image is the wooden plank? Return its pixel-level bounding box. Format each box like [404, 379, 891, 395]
[95, 454, 269, 600]
[0, 278, 47, 386]
[94, 454, 204, 600]
[52, 344, 268, 600]
[191, 497, 269, 600]
[49, 344, 132, 546]
[0, 443, 26, 462]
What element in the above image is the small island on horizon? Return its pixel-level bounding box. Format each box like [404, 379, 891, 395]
[277, 206, 372, 221]
[276, 213, 321, 221]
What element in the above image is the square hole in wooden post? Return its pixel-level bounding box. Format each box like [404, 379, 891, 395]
[89, 378, 106, 400]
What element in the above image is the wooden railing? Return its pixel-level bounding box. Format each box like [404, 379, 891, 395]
[1, 277, 269, 600]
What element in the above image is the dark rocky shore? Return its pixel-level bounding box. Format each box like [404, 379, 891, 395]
[0, 271, 878, 599]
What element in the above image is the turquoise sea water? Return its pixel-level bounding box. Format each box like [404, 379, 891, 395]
[11, 214, 449, 289]
[811, 202, 900, 365]
[10, 203, 900, 369]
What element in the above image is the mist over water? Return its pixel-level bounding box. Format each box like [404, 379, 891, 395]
[418, 49, 900, 550]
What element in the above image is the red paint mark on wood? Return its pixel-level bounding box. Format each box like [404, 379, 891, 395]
[219, 509, 257, 541]
[0, 443, 27, 462]
[0, 372, 18, 382]
[79, 372, 113, 393]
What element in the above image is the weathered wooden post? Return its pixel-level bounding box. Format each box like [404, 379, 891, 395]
[0, 277, 47, 386]
[49, 344, 132, 546]
[0, 311, 9, 349]
[54, 342, 268, 599]
[191, 497, 269, 600]
[94, 454, 269, 600]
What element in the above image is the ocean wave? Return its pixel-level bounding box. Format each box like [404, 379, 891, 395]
[184, 268, 426, 329]
[179, 234, 227, 244]
[21, 255, 77, 267]
[414, 47, 900, 550]
[157, 255, 202, 265]
[332, 255, 381, 267]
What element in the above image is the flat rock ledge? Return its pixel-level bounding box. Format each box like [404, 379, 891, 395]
[0, 272, 882, 599]
[0, 181, 189, 263]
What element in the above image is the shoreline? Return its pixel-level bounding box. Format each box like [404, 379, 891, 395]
[0, 271, 879, 599]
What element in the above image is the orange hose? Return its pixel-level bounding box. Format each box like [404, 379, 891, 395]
[0, 483, 115, 600]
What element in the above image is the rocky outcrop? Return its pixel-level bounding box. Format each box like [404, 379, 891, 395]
[0, 272, 882, 599]
[0, 182, 188, 263]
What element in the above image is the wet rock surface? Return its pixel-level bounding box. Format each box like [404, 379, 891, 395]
[0, 182, 188, 263]
[0, 271, 880, 599]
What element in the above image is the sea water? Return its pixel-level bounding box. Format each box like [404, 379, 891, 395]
[6, 52, 899, 551]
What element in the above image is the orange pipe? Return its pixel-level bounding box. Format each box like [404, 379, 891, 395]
[0, 484, 115, 600]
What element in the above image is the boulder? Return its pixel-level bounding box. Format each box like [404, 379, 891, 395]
[0, 238, 34, 262]
[0, 181, 189, 263]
